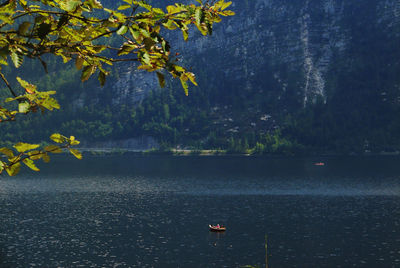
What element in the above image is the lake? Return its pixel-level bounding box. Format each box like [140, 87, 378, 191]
[0, 155, 399, 267]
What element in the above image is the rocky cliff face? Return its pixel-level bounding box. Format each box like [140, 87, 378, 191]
[108, 0, 400, 110]
[178, 0, 349, 106]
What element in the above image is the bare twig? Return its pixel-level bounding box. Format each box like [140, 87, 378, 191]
[13, 10, 106, 23]
[0, 72, 17, 98]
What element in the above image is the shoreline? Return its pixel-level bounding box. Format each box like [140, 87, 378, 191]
[73, 148, 400, 157]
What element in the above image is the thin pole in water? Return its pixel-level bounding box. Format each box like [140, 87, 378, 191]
[265, 234, 269, 268]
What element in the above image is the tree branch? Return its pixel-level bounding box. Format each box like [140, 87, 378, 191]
[0, 72, 17, 98]
[89, 29, 118, 42]
[13, 10, 106, 23]
[0, 0, 10, 8]
[91, 54, 139, 62]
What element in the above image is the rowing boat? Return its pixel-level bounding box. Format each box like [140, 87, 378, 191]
[209, 224, 226, 232]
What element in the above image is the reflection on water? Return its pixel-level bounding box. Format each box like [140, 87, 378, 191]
[0, 155, 400, 267]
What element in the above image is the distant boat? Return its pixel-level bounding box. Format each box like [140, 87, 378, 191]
[314, 162, 325, 166]
[209, 224, 226, 232]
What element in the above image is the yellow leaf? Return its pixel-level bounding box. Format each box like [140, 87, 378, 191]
[0, 160, 4, 172]
[23, 158, 40, 172]
[14, 142, 40, 153]
[180, 78, 189, 96]
[69, 148, 82, 159]
[186, 72, 198, 86]
[75, 55, 84, 70]
[5, 162, 21, 176]
[44, 145, 63, 153]
[50, 133, 65, 144]
[0, 147, 14, 158]
[28, 150, 42, 160]
[156, 72, 165, 88]
[117, 4, 131, 10]
[42, 153, 50, 163]
[220, 1, 232, 10]
[182, 29, 188, 41]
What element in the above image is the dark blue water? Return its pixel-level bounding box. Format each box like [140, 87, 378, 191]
[0, 155, 400, 267]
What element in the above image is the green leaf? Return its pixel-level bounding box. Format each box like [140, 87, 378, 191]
[117, 25, 128, 35]
[50, 133, 65, 144]
[14, 142, 40, 153]
[153, 8, 164, 15]
[0, 14, 13, 25]
[174, 65, 185, 73]
[195, 8, 203, 25]
[18, 102, 29, 113]
[0, 147, 14, 158]
[129, 27, 140, 39]
[195, 22, 207, 36]
[75, 55, 84, 70]
[221, 10, 235, 16]
[11, 51, 23, 68]
[117, 43, 138, 56]
[5, 162, 21, 176]
[162, 19, 177, 30]
[28, 150, 42, 160]
[206, 22, 213, 35]
[156, 72, 165, 88]
[44, 145, 63, 153]
[16, 77, 36, 93]
[86, 0, 103, 9]
[186, 72, 198, 86]
[69, 136, 81, 146]
[70, 138, 80, 145]
[37, 23, 52, 39]
[98, 71, 106, 86]
[34, 15, 47, 24]
[182, 29, 188, 41]
[71, 141, 80, 146]
[40, 96, 60, 111]
[81, 65, 96, 82]
[180, 77, 189, 96]
[167, 5, 183, 14]
[161, 40, 170, 52]
[42, 153, 50, 163]
[60, 0, 81, 11]
[69, 148, 82, 159]
[112, 11, 127, 23]
[141, 52, 151, 65]
[0, 58, 8, 65]
[220, 1, 232, 10]
[18, 21, 31, 35]
[22, 158, 40, 171]
[144, 38, 156, 50]
[117, 4, 131, 10]
[60, 54, 71, 63]
[139, 28, 150, 38]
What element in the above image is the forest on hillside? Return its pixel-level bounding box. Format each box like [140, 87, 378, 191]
[1, 0, 400, 155]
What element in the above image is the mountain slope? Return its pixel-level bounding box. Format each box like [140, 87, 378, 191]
[2, 0, 400, 154]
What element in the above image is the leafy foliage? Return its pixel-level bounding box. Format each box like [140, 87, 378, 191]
[0, 0, 234, 175]
[0, 134, 79, 175]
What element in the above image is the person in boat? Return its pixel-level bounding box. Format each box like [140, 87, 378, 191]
[217, 224, 220, 228]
